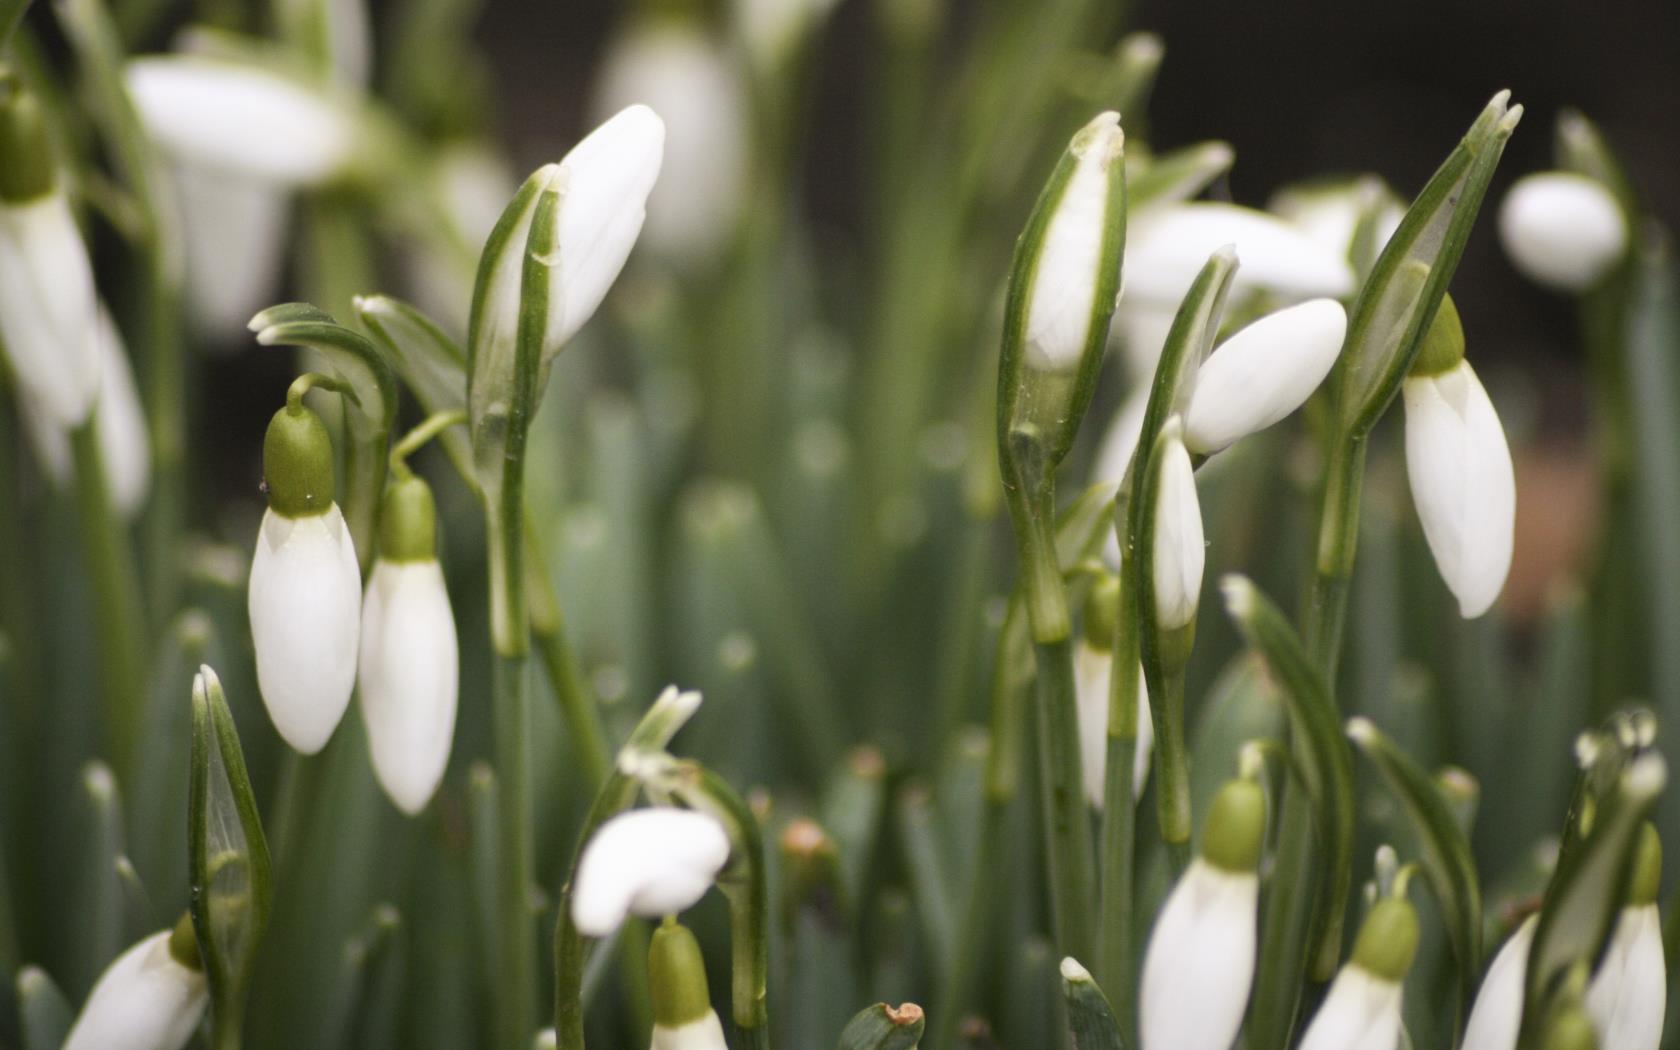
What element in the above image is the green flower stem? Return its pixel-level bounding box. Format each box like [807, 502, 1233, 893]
[1247, 784, 1318, 1050]
[491, 649, 534, 1050]
[1095, 717, 1138, 1040]
[70, 416, 147, 783]
[679, 766, 769, 1050]
[1304, 435, 1366, 676]
[1031, 632, 1096, 963]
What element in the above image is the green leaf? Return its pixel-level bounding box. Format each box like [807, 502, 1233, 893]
[1346, 718, 1482, 1005]
[1221, 576, 1356, 976]
[821, 747, 887, 907]
[354, 294, 474, 487]
[71, 761, 124, 995]
[188, 664, 273, 1045]
[15, 966, 72, 1050]
[838, 1002, 926, 1050]
[1128, 140, 1234, 209]
[1060, 957, 1126, 1050]
[322, 904, 406, 1050]
[250, 304, 399, 442]
[897, 784, 956, 970]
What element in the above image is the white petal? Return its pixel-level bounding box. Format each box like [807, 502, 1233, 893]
[1586, 905, 1665, 1050]
[358, 560, 459, 814]
[124, 57, 355, 185]
[248, 505, 362, 753]
[1073, 640, 1153, 808]
[1498, 173, 1627, 292]
[1402, 361, 1514, 618]
[0, 192, 102, 427]
[572, 808, 731, 938]
[1024, 112, 1123, 372]
[94, 309, 152, 517]
[552, 105, 666, 350]
[173, 163, 291, 339]
[593, 25, 746, 262]
[1140, 859, 1259, 1050]
[1125, 202, 1356, 308]
[1297, 965, 1404, 1050]
[651, 1011, 729, 1050]
[1183, 299, 1347, 454]
[1270, 179, 1403, 263]
[1151, 425, 1205, 630]
[62, 931, 208, 1050]
[1462, 916, 1536, 1050]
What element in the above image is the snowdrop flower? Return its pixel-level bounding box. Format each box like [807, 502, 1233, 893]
[1073, 575, 1152, 806]
[1297, 895, 1419, 1050]
[1461, 914, 1537, 1050]
[1020, 111, 1125, 373]
[0, 82, 102, 428]
[1140, 775, 1265, 1050]
[1585, 822, 1664, 1050]
[1181, 298, 1346, 455]
[593, 19, 747, 261]
[62, 917, 207, 1050]
[1401, 297, 1514, 618]
[648, 920, 728, 1050]
[1125, 202, 1356, 310]
[172, 163, 290, 339]
[248, 398, 361, 753]
[572, 808, 731, 938]
[358, 474, 459, 815]
[1270, 176, 1404, 264]
[1150, 419, 1204, 630]
[1498, 172, 1627, 292]
[23, 307, 152, 517]
[124, 56, 355, 185]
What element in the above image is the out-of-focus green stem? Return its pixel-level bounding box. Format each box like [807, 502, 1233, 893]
[70, 416, 147, 781]
[1305, 435, 1366, 676]
[525, 513, 609, 788]
[0, 0, 33, 49]
[491, 649, 534, 1050]
[1031, 633, 1095, 964]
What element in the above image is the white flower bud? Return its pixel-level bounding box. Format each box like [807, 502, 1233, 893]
[593, 22, 746, 262]
[0, 190, 102, 427]
[1585, 903, 1664, 1050]
[358, 559, 459, 815]
[1498, 173, 1627, 292]
[1139, 858, 1258, 1050]
[1151, 420, 1204, 630]
[1022, 111, 1124, 372]
[572, 808, 731, 938]
[248, 503, 362, 753]
[172, 163, 290, 338]
[1402, 360, 1515, 618]
[652, 1013, 729, 1050]
[1462, 915, 1536, 1050]
[1296, 965, 1404, 1050]
[1073, 639, 1153, 807]
[1124, 202, 1356, 309]
[62, 930, 207, 1050]
[124, 56, 355, 186]
[1183, 299, 1347, 455]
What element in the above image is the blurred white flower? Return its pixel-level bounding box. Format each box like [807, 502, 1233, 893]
[1585, 903, 1664, 1050]
[172, 163, 290, 340]
[249, 503, 362, 753]
[1072, 638, 1153, 807]
[1151, 419, 1204, 630]
[652, 1014, 728, 1050]
[1139, 858, 1257, 1050]
[359, 558, 458, 815]
[406, 144, 517, 333]
[572, 808, 731, 937]
[1125, 202, 1356, 308]
[1461, 915, 1536, 1050]
[1297, 965, 1404, 1050]
[61, 930, 207, 1050]
[734, 0, 842, 73]
[1498, 172, 1626, 292]
[0, 189, 102, 428]
[593, 21, 747, 261]
[1270, 177, 1404, 263]
[1183, 298, 1347, 455]
[1402, 359, 1514, 618]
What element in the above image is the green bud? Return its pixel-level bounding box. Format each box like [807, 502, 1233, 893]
[1200, 778, 1265, 873]
[378, 474, 438, 562]
[1349, 897, 1419, 981]
[1409, 293, 1465, 377]
[648, 920, 712, 1028]
[261, 405, 335, 518]
[0, 76, 54, 203]
[1627, 821, 1661, 906]
[169, 911, 203, 971]
[1541, 1007, 1598, 1050]
[1081, 572, 1122, 650]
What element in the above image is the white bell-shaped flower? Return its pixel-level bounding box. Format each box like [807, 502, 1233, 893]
[1183, 298, 1347, 455]
[1151, 419, 1205, 630]
[124, 56, 355, 185]
[62, 926, 207, 1050]
[572, 808, 732, 938]
[1498, 172, 1627, 292]
[1140, 777, 1264, 1050]
[1073, 638, 1153, 807]
[1585, 822, 1664, 1050]
[652, 1014, 728, 1050]
[593, 21, 746, 261]
[248, 403, 361, 753]
[1461, 915, 1537, 1050]
[1297, 896, 1418, 1050]
[0, 191, 102, 428]
[1402, 359, 1514, 618]
[358, 474, 458, 815]
[648, 920, 728, 1050]
[173, 162, 291, 339]
[1124, 202, 1356, 309]
[1022, 111, 1125, 372]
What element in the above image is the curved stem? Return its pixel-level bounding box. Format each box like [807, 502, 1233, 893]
[389, 409, 468, 477]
